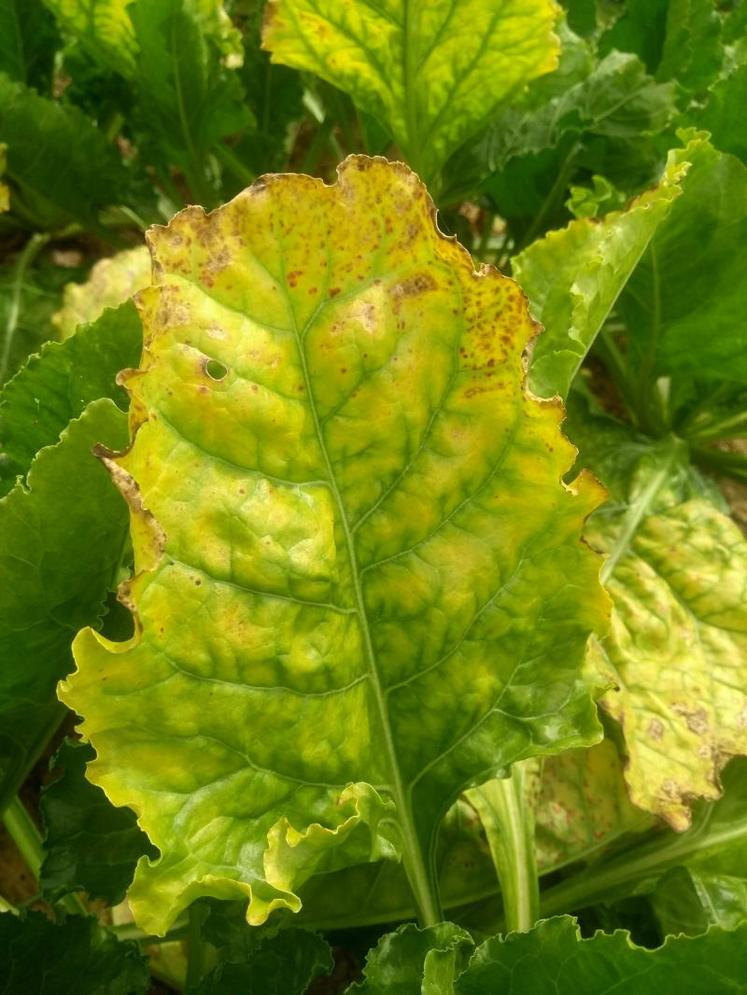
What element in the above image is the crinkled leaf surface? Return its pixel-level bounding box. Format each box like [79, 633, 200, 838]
[514, 138, 689, 399]
[53, 247, 151, 339]
[61, 157, 606, 934]
[0, 912, 149, 995]
[0, 400, 129, 808]
[455, 916, 747, 994]
[40, 739, 157, 905]
[571, 405, 747, 829]
[590, 497, 747, 829]
[262, 0, 560, 182]
[1, 301, 141, 481]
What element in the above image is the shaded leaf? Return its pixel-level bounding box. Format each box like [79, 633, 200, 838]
[129, 0, 252, 207]
[1, 301, 141, 481]
[347, 921, 473, 994]
[598, 0, 669, 74]
[193, 904, 333, 995]
[0, 400, 129, 809]
[0, 142, 7, 212]
[538, 756, 747, 919]
[617, 133, 747, 386]
[0, 73, 131, 231]
[40, 739, 157, 905]
[0, 912, 149, 995]
[652, 865, 747, 936]
[0, 0, 59, 90]
[692, 59, 747, 164]
[455, 915, 747, 994]
[263, 0, 560, 183]
[60, 157, 606, 935]
[52, 248, 150, 339]
[534, 739, 654, 873]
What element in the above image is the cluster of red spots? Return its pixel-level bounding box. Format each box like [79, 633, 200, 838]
[329, 287, 341, 297]
[287, 270, 303, 288]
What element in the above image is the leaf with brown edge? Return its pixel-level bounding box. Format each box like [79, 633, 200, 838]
[59, 156, 607, 936]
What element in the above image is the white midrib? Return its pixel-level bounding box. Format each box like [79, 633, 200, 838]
[290, 312, 441, 928]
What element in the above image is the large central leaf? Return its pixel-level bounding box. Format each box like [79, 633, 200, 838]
[60, 157, 606, 935]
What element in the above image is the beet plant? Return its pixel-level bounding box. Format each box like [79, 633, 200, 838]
[1, 1, 746, 992]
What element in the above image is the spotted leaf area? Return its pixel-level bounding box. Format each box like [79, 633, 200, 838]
[262, 0, 559, 183]
[588, 498, 747, 831]
[59, 157, 607, 935]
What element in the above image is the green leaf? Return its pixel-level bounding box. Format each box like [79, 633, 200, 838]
[514, 137, 689, 399]
[0, 141, 7, 212]
[262, 0, 560, 183]
[295, 798, 496, 931]
[40, 739, 156, 905]
[0, 73, 131, 231]
[348, 921, 473, 995]
[0, 0, 59, 90]
[52, 247, 150, 339]
[128, 0, 252, 207]
[229, 4, 304, 178]
[0, 400, 129, 809]
[694, 60, 747, 164]
[1, 301, 142, 481]
[655, 0, 724, 93]
[598, 0, 669, 74]
[652, 865, 747, 936]
[192, 904, 333, 995]
[616, 133, 747, 387]
[42, 0, 138, 77]
[60, 157, 607, 935]
[0, 247, 90, 394]
[455, 916, 747, 993]
[0, 912, 149, 994]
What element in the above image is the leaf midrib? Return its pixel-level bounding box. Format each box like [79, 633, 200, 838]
[274, 228, 441, 926]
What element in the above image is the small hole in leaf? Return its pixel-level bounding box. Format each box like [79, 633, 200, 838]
[204, 358, 228, 381]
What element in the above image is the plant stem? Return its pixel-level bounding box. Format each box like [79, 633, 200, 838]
[467, 762, 539, 933]
[0, 232, 50, 383]
[3, 796, 43, 879]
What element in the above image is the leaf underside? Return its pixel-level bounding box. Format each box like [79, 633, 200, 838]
[60, 156, 607, 935]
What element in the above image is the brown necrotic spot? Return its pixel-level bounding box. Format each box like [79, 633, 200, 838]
[204, 358, 228, 381]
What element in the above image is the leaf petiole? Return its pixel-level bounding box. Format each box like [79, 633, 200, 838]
[467, 762, 539, 933]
